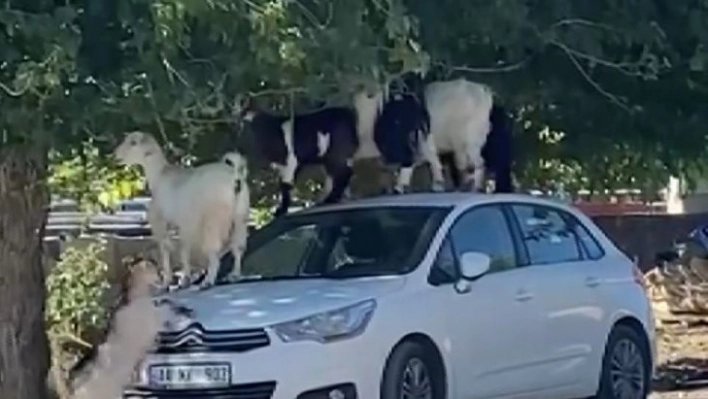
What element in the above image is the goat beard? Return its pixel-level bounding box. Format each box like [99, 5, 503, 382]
[70, 263, 167, 399]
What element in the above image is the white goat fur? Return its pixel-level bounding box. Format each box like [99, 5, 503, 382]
[114, 131, 250, 289]
[70, 262, 166, 399]
[353, 78, 494, 191]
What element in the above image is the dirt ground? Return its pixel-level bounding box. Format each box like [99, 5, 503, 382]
[649, 321, 708, 398]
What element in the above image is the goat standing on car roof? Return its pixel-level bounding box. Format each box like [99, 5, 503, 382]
[113, 131, 250, 290]
[438, 99, 515, 193]
[355, 76, 515, 193]
[233, 96, 359, 217]
[352, 72, 443, 195]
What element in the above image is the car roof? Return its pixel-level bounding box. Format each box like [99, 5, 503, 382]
[294, 192, 581, 216]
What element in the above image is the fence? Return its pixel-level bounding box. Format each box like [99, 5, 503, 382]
[42, 212, 708, 274]
[593, 213, 708, 272]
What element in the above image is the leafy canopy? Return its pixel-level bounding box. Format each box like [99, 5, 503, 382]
[3, 0, 708, 197]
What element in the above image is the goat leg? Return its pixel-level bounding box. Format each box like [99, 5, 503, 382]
[148, 209, 174, 290]
[157, 240, 173, 290]
[176, 244, 194, 289]
[393, 163, 414, 194]
[274, 182, 293, 217]
[439, 153, 460, 191]
[274, 152, 300, 217]
[421, 136, 445, 192]
[320, 164, 353, 205]
[199, 253, 220, 290]
[492, 166, 514, 193]
[224, 214, 249, 283]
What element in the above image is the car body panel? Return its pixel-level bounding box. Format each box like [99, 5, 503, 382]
[126, 193, 655, 399]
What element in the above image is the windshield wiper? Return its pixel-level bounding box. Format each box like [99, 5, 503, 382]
[216, 270, 399, 284]
[319, 269, 398, 279]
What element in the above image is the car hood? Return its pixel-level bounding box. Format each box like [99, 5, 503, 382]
[159, 275, 407, 331]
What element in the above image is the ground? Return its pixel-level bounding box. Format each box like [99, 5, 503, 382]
[650, 321, 708, 398]
[651, 391, 708, 398]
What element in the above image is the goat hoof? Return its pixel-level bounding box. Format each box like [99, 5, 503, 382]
[392, 186, 408, 195]
[198, 280, 215, 290]
[151, 285, 170, 297]
[432, 181, 445, 192]
[175, 275, 192, 290]
[223, 274, 242, 283]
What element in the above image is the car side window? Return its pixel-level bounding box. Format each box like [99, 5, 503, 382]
[571, 218, 605, 260]
[430, 237, 459, 283]
[448, 206, 518, 273]
[510, 204, 582, 265]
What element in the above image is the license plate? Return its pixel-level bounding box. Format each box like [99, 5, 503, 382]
[148, 363, 231, 389]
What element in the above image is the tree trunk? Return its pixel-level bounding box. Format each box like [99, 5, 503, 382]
[0, 145, 50, 399]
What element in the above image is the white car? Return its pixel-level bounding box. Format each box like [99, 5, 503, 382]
[124, 193, 656, 399]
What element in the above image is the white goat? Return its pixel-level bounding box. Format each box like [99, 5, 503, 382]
[427, 78, 494, 191]
[70, 262, 167, 399]
[354, 78, 494, 191]
[114, 131, 250, 290]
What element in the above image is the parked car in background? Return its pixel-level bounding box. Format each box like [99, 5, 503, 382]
[46, 196, 152, 239]
[90, 196, 152, 236]
[124, 193, 656, 399]
[115, 196, 151, 221]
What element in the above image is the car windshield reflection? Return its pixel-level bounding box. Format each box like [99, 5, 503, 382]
[231, 206, 451, 282]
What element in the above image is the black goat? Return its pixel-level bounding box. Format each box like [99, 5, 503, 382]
[352, 72, 441, 194]
[236, 103, 359, 217]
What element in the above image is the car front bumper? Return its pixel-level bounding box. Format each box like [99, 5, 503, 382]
[123, 332, 381, 399]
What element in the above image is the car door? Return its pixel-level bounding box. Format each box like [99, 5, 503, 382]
[429, 204, 549, 399]
[507, 203, 608, 395]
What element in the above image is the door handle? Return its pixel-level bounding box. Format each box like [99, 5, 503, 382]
[514, 290, 534, 302]
[585, 276, 601, 288]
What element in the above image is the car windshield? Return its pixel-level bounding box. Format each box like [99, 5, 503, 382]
[239, 206, 450, 280]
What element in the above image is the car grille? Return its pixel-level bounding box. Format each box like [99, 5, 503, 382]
[123, 381, 276, 399]
[154, 323, 270, 354]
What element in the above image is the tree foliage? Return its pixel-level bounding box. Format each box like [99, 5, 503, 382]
[6, 1, 708, 397]
[48, 142, 145, 212]
[3, 0, 708, 199]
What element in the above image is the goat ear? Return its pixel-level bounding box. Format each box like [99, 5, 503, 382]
[138, 132, 151, 144]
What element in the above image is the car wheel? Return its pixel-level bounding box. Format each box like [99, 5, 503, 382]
[594, 324, 651, 399]
[380, 340, 445, 399]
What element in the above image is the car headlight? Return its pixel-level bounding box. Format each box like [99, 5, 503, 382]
[272, 299, 376, 343]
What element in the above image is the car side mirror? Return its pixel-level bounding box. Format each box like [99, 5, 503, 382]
[459, 251, 491, 281]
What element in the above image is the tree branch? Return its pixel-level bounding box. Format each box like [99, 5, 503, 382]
[144, 78, 177, 156]
[292, 0, 333, 29]
[546, 18, 623, 35]
[161, 57, 192, 89]
[0, 80, 31, 97]
[550, 39, 633, 113]
[442, 56, 532, 74]
[558, 45, 642, 77]
[50, 332, 93, 349]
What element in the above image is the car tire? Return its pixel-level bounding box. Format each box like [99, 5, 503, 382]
[380, 340, 445, 399]
[593, 324, 651, 399]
